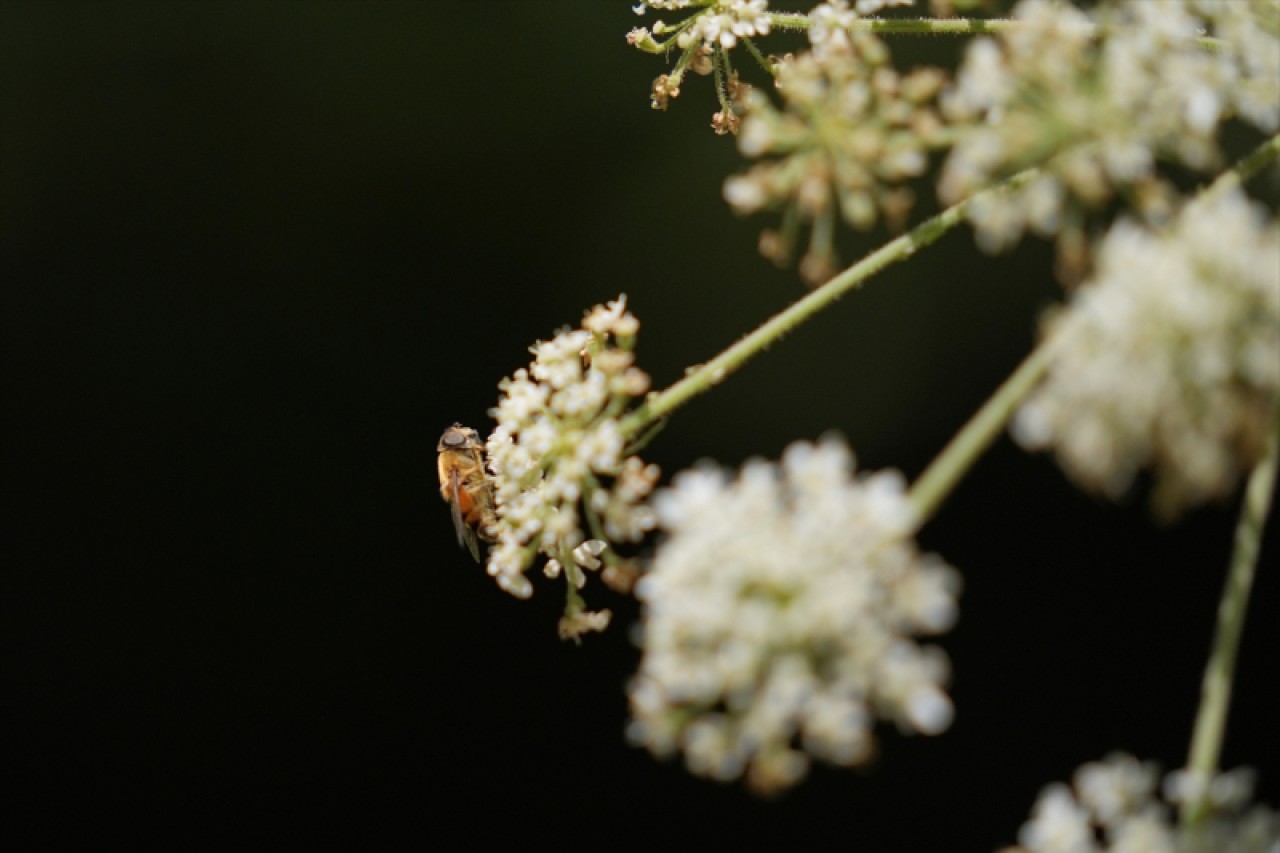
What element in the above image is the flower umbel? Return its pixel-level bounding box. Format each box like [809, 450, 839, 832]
[484, 296, 659, 638]
[1006, 754, 1280, 852]
[628, 0, 809, 125]
[940, 0, 1280, 259]
[627, 435, 960, 793]
[1012, 191, 1280, 519]
[725, 2, 945, 283]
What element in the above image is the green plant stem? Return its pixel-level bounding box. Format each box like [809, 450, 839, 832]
[619, 168, 1039, 437]
[854, 17, 1221, 48]
[907, 334, 1058, 526]
[1201, 133, 1280, 203]
[764, 14, 1228, 48]
[1180, 409, 1279, 827]
[710, 12, 1238, 58]
[906, 133, 1280, 526]
[764, 14, 1022, 34]
[767, 13, 813, 30]
[741, 36, 775, 77]
[859, 17, 1019, 36]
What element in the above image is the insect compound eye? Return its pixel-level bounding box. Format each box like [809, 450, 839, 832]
[441, 429, 466, 448]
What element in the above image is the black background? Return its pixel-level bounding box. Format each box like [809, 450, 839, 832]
[3, 2, 1277, 848]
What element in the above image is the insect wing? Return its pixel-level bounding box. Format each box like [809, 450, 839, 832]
[448, 466, 482, 562]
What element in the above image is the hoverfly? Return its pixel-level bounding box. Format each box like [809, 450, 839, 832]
[437, 424, 497, 562]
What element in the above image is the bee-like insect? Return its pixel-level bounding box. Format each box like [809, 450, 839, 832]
[437, 423, 497, 562]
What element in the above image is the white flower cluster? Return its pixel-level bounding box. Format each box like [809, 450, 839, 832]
[629, 0, 773, 52]
[1013, 191, 1280, 519]
[627, 436, 961, 794]
[1006, 754, 1280, 853]
[677, 0, 772, 50]
[940, 0, 1280, 255]
[809, 0, 918, 56]
[630, 0, 776, 111]
[724, 5, 945, 282]
[1191, 0, 1280, 136]
[484, 297, 658, 634]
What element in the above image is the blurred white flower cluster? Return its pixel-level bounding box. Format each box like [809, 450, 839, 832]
[1201, 0, 1280, 133]
[484, 296, 659, 637]
[627, 436, 960, 793]
[1005, 754, 1280, 853]
[940, 0, 1280, 257]
[1013, 191, 1280, 519]
[724, 1, 944, 283]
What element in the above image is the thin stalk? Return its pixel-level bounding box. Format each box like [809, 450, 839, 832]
[740, 36, 775, 77]
[767, 12, 813, 30]
[1200, 133, 1280, 203]
[759, 16, 1026, 37]
[908, 133, 1280, 525]
[1180, 410, 1279, 827]
[712, 45, 730, 114]
[764, 15, 1022, 36]
[619, 167, 1040, 436]
[859, 18, 1020, 36]
[762, 15, 1224, 50]
[907, 333, 1059, 526]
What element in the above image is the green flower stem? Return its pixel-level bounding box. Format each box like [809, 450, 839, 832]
[765, 14, 1225, 47]
[632, 17, 695, 54]
[667, 38, 704, 90]
[763, 14, 1022, 35]
[563, 554, 587, 620]
[746, 14, 1230, 51]
[847, 18, 1212, 47]
[741, 36, 775, 77]
[907, 332, 1058, 526]
[858, 18, 1019, 36]
[767, 13, 814, 30]
[906, 134, 1280, 527]
[1180, 409, 1279, 827]
[1201, 133, 1280, 203]
[619, 167, 1039, 437]
[712, 45, 731, 112]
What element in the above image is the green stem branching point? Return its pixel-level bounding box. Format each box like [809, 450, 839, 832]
[907, 133, 1280, 527]
[619, 167, 1040, 438]
[1180, 408, 1279, 827]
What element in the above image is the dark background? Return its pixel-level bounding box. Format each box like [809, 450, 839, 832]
[3, 2, 1276, 848]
